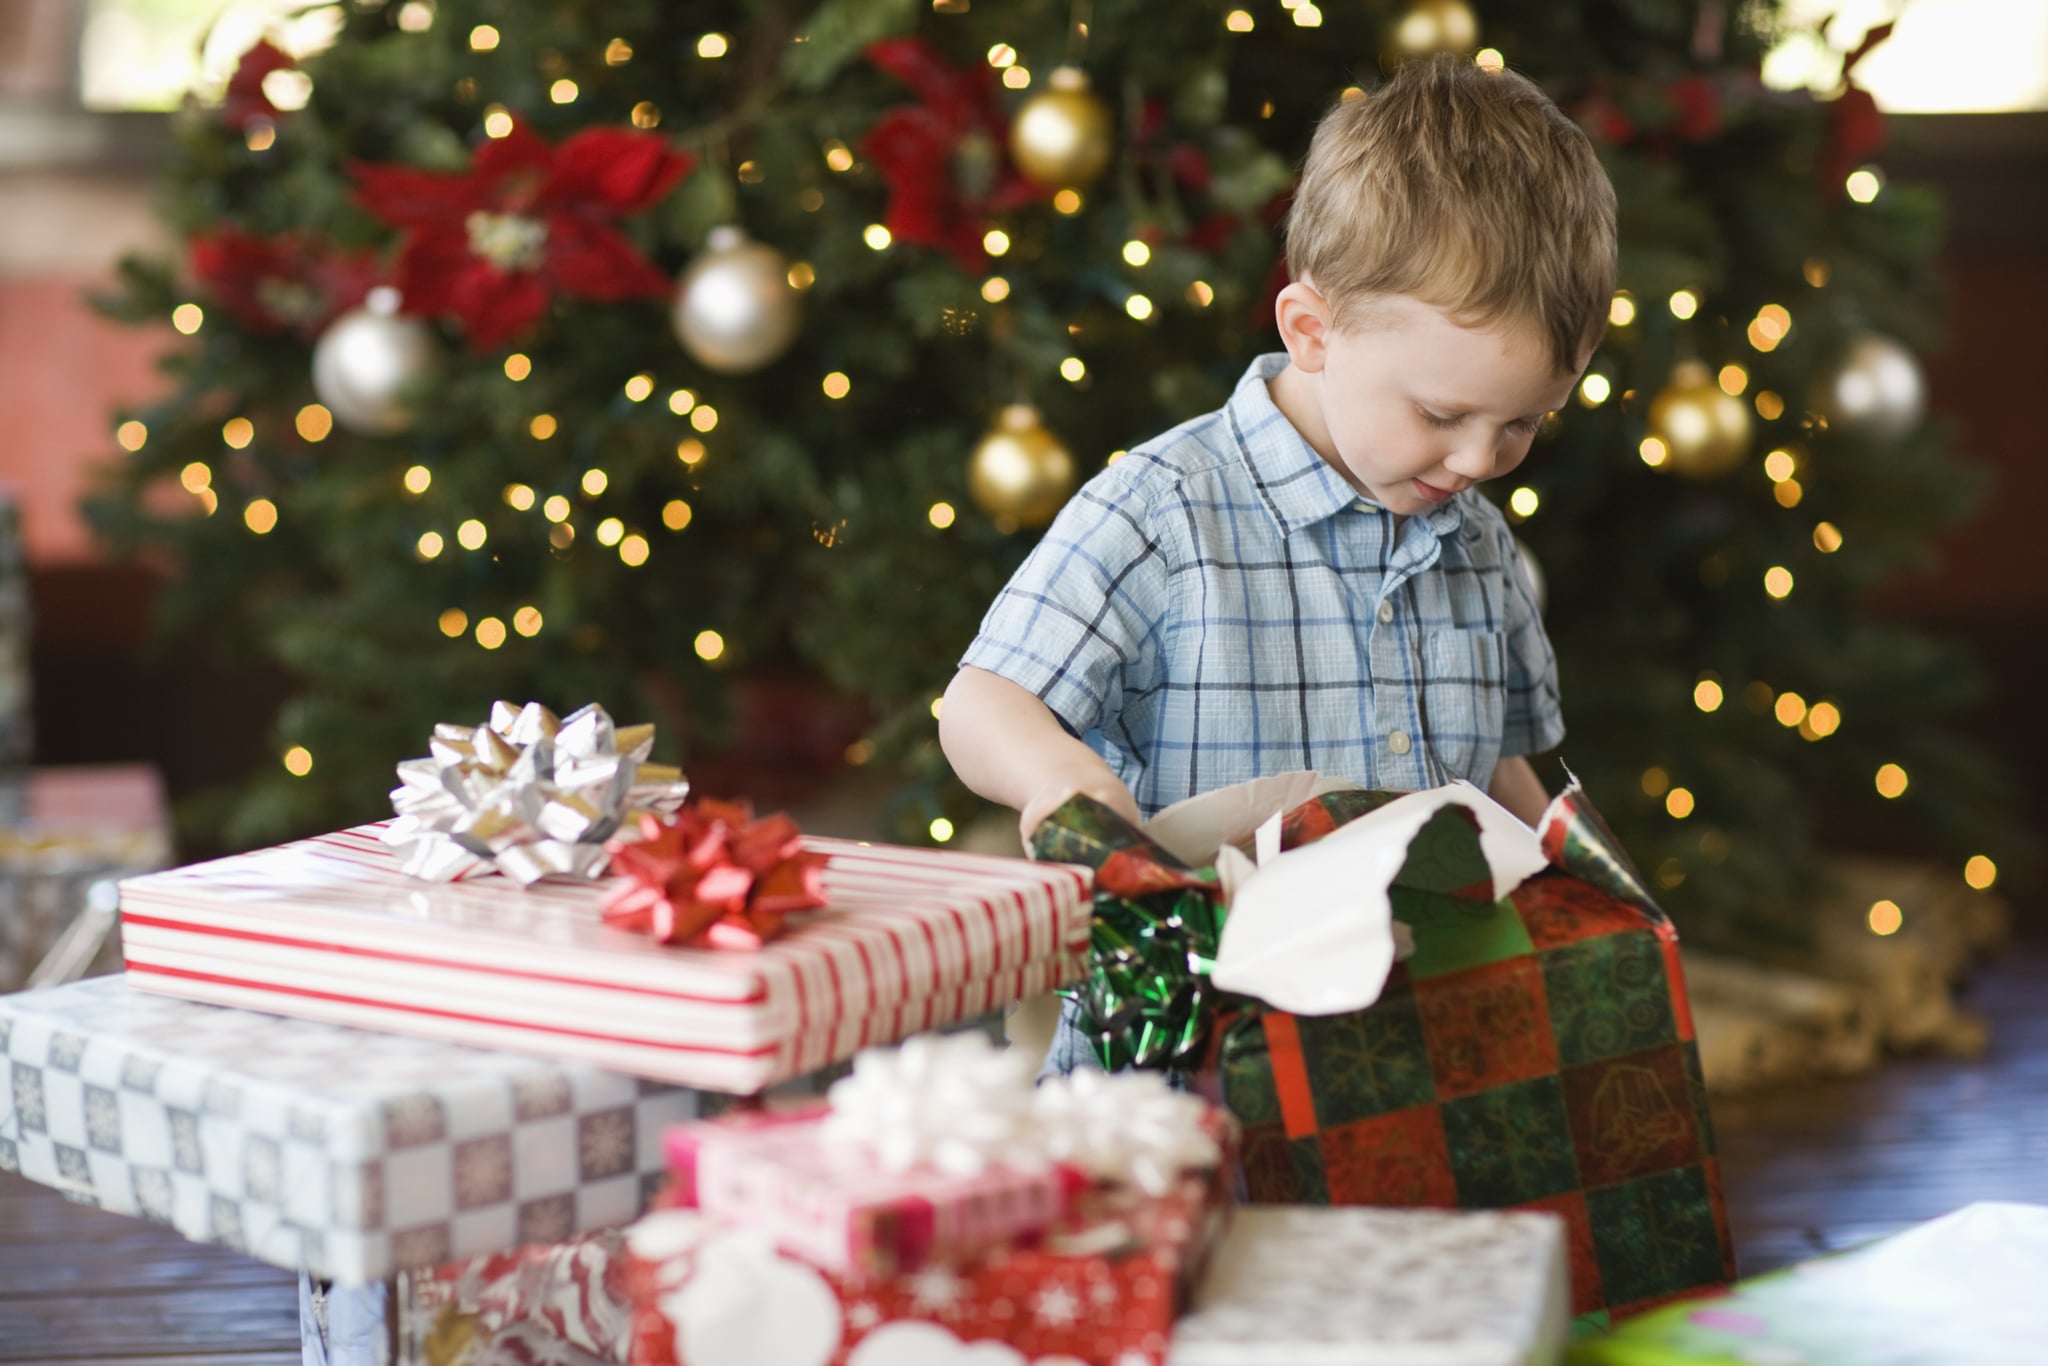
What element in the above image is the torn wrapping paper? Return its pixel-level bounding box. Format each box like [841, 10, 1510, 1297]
[1033, 772, 1733, 1320]
[1207, 780, 1550, 1015]
[1028, 774, 1553, 1069]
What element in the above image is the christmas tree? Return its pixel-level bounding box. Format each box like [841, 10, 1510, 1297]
[89, 0, 2013, 951]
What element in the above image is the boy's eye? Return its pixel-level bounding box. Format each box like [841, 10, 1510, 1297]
[1505, 416, 1541, 437]
[1420, 409, 1462, 430]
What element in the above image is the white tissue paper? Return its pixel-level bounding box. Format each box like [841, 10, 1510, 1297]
[1142, 775, 1549, 1017]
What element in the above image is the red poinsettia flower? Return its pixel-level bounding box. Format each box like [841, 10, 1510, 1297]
[352, 122, 692, 351]
[601, 799, 829, 952]
[864, 38, 1043, 273]
[221, 39, 295, 131]
[188, 226, 380, 339]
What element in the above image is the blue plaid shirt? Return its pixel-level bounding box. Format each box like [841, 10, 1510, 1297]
[962, 352, 1564, 819]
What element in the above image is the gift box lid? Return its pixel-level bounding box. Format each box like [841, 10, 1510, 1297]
[1169, 1206, 1570, 1366]
[0, 974, 703, 1284]
[117, 825, 1092, 1093]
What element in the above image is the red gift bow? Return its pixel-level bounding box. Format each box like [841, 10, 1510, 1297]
[352, 121, 691, 350]
[601, 799, 829, 950]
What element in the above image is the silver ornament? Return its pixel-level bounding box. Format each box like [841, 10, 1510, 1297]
[311, 287, 441, 435]
[1514, 537, 1546, 616]
[672, 226, 802, 375]
[1812, 332, 1927, 445]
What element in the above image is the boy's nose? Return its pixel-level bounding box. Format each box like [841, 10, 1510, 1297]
[1442, 440, 1496, 481]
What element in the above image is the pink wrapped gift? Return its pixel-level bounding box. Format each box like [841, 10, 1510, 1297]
[663, 1105, 1085, 1279]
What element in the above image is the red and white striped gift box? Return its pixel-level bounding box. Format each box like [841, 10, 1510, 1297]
[118, 824, 1092, 1094]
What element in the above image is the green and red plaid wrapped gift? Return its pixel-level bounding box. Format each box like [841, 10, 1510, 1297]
[1031, 775, 1736, 1325]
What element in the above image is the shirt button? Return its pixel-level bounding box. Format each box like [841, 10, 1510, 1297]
[1377, 600, 1395, 624]
[1388, 730, 1412, 755]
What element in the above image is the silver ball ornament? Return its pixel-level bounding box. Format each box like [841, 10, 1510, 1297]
[311, 287, 441, 436]
[672, 226, 802, 375]
[1812, 332, 1926, 445]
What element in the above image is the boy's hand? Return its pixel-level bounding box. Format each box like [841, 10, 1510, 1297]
[1019, 770, 1142, 847]
[935, 665, 1142, 849]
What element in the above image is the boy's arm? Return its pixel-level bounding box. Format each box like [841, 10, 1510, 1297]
[1488, 755, 1550, 827]
[940, 665, 1141, 845]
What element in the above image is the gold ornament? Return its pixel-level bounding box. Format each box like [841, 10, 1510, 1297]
[672, 226, 802, 375]
[1649, 360, 1752, 480]
[1810, 332, 1926, 445]
[969, 405, 1076, 530]
[1008, 67, 1115, 192]
[311, 287, 442, 436]
[1384, 0, 1482, 64]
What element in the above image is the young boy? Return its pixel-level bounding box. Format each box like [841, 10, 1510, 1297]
[942, 55, 1615, 853]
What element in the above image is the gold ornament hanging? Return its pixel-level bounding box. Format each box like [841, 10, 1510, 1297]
[1649, 360, 1752, 480]
[1809, 332, 1926, 445]
[672, 226, 803, 375]
[969, 405, 1076, 530]
[1008, 67, 1115, 192]
[1384, 0, 1482, 65]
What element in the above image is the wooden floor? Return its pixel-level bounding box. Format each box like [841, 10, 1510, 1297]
[3, 934, 2045, 1363]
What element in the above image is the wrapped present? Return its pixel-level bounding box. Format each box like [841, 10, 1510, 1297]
[395, 1227, 636, 1366]
[660, 1033, 1220, 1280]
[117, 820, 1091, 1094]
[1568, 1202, 2048, 1365]
[0, 974, 702, 1283]
[1170, 1205, 1570, 1365]
[662, 1106, 1081, 1280]
[1034, 774, 1735, 1322]
[0, 765, 172, 991]
[624, 1165, 1228, 1366]
[625, 1034, 1235, 1366]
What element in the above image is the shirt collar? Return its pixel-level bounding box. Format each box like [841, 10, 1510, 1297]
[1226, 352, 1466, 541]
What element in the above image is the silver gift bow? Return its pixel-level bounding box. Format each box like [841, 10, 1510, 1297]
[382, 700, 691, 884]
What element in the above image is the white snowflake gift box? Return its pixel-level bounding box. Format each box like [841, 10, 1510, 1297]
[0, 975, 702, 1284]
[116, 821, 1092, 1093]
[1170, 1206, 1571, 1366]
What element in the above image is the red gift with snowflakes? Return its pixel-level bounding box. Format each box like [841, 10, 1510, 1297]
[623, 1034, 1235, 1366]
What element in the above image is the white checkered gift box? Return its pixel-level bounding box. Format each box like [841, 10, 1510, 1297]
[0, 975, 705, 1284]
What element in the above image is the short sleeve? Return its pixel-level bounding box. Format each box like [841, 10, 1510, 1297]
[958, 468, 1170, 743]
[1497, 524, 1565, 758]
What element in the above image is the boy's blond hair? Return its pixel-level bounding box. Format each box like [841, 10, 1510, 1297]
[1285, 55, 1616, 375]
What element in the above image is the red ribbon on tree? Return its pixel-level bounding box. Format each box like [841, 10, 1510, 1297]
[222, 40, 295, 131]
[188, 227, 380, 339]
[1819, 23, 1894, 197]
[863, 39, 1042, 273]
[352, 122, 691, 350]
[602, 799, 829, 951]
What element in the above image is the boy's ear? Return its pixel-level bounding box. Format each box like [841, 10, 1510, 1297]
[1274, 281, 1334, 374]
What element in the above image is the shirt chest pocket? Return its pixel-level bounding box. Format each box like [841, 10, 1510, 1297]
[1420, 626, 1508, 785]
